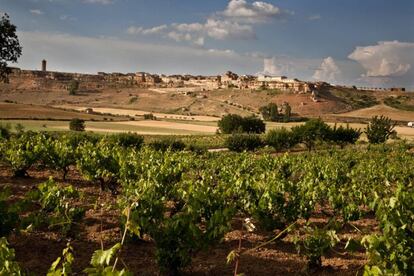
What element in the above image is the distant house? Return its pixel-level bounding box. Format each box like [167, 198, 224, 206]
[390, 87, 406, 92]
[84, 108, 94, 114]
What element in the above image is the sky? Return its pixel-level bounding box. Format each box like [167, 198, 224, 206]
[1, 0, 414, 88]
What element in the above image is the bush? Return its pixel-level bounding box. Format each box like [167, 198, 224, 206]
[225, 134, 263, 152]
[366, 116, 396, 144]
[144, 113, 156, 120]
[259, 103, 279, 121]
[292, 118, 331, 151]
[149, 138, 186, 152]
[2, 132, 40, 177]
[218, 114, 265, 134]
[105, 133, 144, 149]
[68, 80, 79, 95]
[0, 123, 11, 139]
[328, 124, 361, 148]
[69, 118, 85, 132]
[265, 128, 298, 152]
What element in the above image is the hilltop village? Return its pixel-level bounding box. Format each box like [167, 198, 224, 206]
[4, 60, 329, 97]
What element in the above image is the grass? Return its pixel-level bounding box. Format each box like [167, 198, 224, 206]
[0, 120, 214, 135]
[384, 96, 414, 112]
[330, 88, 378, 110]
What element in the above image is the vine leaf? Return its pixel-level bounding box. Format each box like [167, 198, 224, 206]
[90, 243, 121, 267]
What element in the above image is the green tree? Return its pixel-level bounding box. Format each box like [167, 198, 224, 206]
[292, 118, 331, 151]
[259, 103, 279, 121]
[265, 128, 299, 152]
[68, 80, 79, 95]
[283, 103, 292, 122]
[69, 118, 85, 132]
[218, 114, 265, 134]
[329, 124, 361, 148]
[366, 116, 396, 144]
[0, 13, 22, 82]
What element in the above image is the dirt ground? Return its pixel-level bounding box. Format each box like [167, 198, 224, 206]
[0, 103, 123, 121]
[0, 166, 373, 276]
[331, 104, 414, 122]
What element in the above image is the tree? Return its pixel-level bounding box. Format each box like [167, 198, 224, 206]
[259, 103, 279, 121]
[366, 115, 396, 144]
[292, 118, 331, 151]
[68, 80, 79, 95]
[218, 114, 265, 134]
[283, 103, 292, 122]
[0, 13, 22, 82]
[69, 118, 85, 132]
[225, 134, 263, 152]
[265, 128, 299, 152]
[328, 124, 361, 148]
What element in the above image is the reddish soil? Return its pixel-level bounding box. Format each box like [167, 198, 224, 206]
[0, 166, 374, 275]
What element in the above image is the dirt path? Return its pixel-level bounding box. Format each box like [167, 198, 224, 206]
[116, 120, 218, 133]
[333, 104, 414, 122]
[54, 105, 220, 122]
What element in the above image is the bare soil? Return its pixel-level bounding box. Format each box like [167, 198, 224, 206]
[0, 166, 374, 276]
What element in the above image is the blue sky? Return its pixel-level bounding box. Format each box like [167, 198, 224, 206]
[1, 0, 413, 88]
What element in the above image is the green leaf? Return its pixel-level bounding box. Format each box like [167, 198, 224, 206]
[90, 243, 122, 267]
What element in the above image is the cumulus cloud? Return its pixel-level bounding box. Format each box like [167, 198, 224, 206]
[127, 25, 168, 35]
[126, 0, 286, 46]
[16, 31, 262, 75]
[83, 0, 113, 5]
[308, 15, 321, 20]
[30, 9, 44, 15]
[312, 57, 341, 82]
[261, 57, 283, 75]
[222, 0, 285, 23]
[348, 41, 414, 77]
[127, 19, 254, 45]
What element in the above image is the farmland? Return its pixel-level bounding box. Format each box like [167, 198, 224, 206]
[0, 132, 413, 275]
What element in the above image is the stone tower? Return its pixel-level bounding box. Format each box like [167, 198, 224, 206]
[41, 59, 47, 72]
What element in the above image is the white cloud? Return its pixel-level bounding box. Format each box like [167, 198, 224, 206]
[348, 41, 414, 77]
[126, 26, 144, 35]
[313, 56, 341, 82]
[59, 15, 77, 21]
[30, 9, 44, 15]
[308, 15, 321, 21]
[127, 18, 254, 45]
[16, 31, 262, 75]
[126, 0, 284, 45]
[222, 0, 284, 23]
[83, 0, 113, 5]
[261, 57, 283, 75]
[204, 19, 255, 40]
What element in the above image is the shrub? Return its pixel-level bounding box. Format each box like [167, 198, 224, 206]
[69, 118, 85, 132]
[105, 133, 144, 149]
[144, 113, 156, 120]
[265, 128, 298, 152]
[2, 132, 40, 177]
[0, 188, 19, 236]
[76, 140, 123, 192]
[366, 115, 396, 144]
[328, 124, 361, 148]
[218, 114, 265, 134]
[259, 103, 279, 121]
[295, 227, 339, 269]
[149, 138, 186, 152]
[0, 123, 11, 139]
[363, 183, 414, 275]
[225, 134, 263, 152]
[68, 80, 79, 95]
[292, 118, 331, 151]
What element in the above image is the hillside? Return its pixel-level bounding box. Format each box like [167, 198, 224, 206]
[1, 80, 414, 122]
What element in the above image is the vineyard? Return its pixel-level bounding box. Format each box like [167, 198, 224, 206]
[0, 132, 413, 275]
